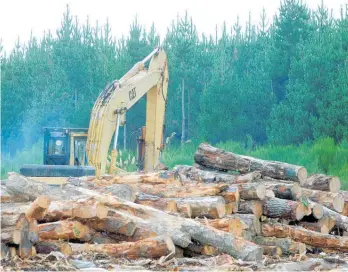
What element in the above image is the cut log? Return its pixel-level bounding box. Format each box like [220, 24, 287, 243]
[135, 193, 193, 217]
[229, 183, 266, 200]
[194, 143, 307, 182]
[339, 190, 348, 216]
[37, 183, 264, 261]
[38, 220, 89, 241]
[181, 221, 263, 261]
[322, 206, 348, 232]
[41, 198, 109, 222]
[109, 227, 158, 242]
[263, 182, 302, 200]
[301, 174, 341, 193]
[301, 188, 344, 213]
[166, 196, 226, 219]
[173, 165, 261, 184]
[25, 196, 51, 220]
[133, 183, 228, 198]
[308, 200, 324, 220]
[15, 213, 37, 258]
[70, 235, 175, 259]
[80, 229, 119, 244]
[263, 197, 305, 221]
[88, 212, 137, 237]
[238, 200, 263, 219]
[36, 241, 72, 255]
[261, 222, 348, 251]
[1, 204, 28, 227]
[98, 171, 181, 186]
[253, 237, 307, 255]
[318, 216, 336, 233]
[6, 172, 65, 201]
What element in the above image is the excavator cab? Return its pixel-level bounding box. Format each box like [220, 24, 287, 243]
[20, 127, 95, 180]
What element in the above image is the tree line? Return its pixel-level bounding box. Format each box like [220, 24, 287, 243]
[1, 0, 347, 155]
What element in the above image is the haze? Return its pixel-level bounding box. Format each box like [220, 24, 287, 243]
[0, 0, 346, 53]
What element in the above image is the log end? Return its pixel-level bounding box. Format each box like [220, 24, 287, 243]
[216, 203, 226, 219]
[292, 183, 302, 200]
[330, 177, 341, 193]
[96, 203, 109, 219]
[312, 203, 324, 220]
[257, 185, 267, 200]
[298, 167, 308, 183]
[295, 203, 305, 221]
[333, 195, 344, 213]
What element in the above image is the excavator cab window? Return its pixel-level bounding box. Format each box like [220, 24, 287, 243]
[48, 138, 66, 155]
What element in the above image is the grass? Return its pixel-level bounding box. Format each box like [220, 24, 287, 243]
[2, 137, 348, 189]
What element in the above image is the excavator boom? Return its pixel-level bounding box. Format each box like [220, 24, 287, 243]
[86, 48, 169, 177]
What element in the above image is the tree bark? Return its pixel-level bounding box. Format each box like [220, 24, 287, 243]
[301, 174, 341, 193]
[301, 188, 344, 213]
[194, 143, 307, 182]
[38, 220, 89, 241]
[263, 197, 305, 221]
[252, 236, 306, 255]
[262, 222, 348, 251]
[71, 235, 175, 259]
[238, 200, 263, 219]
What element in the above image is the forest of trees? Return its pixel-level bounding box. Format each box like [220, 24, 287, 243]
[1, 0, 348, 155]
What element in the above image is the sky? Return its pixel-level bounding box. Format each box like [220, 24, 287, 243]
[0, 0, 346, 53]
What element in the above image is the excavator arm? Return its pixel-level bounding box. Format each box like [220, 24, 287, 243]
[86, 48, 169, 178]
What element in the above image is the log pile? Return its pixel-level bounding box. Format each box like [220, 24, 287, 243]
[1, 142, 347, 271]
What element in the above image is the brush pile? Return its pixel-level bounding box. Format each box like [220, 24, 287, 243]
[1, 142, 348, 271]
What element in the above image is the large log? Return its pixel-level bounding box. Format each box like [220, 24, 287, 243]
[262, 197, 305, 221]
[261, 222, 348, 251]
[181, 220, 263, 261]
[38, 220, 90, 241]
[70, 235, 175, 259]
[301, 188, 344, 213]
[301, 174, 341, 193]
[194, 143, 307, 182]
[263, 182, 302, 200]
[173, 165, 261, 184]
[1, 204, 29, 227]
[132, 183, 228, 198]
[238, 200, 263, 219]
[6, 172, 65, 201]
[68, 188, 262, 260]
[252, 236, 306, 255]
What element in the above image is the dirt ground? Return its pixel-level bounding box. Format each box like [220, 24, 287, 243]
[2, 251, 348, 271]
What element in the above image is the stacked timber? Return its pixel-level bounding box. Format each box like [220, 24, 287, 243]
[1, 142, 347, 267]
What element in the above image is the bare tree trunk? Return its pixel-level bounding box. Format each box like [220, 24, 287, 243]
[181, 78, 186, 145]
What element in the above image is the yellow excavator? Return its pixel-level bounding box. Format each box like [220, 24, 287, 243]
[20, 47, 169, 182]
